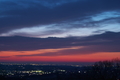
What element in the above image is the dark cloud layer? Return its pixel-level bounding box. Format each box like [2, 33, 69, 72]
[0, 31, 120, 57]
[0, 56, 11, 58]
[0, 0, 120, 33]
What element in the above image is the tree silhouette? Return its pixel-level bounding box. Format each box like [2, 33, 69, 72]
[91, 59, 120, 80]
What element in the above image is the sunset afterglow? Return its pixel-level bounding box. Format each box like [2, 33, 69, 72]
[0, 0, 120, 63]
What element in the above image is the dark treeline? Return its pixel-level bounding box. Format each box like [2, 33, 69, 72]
[81, 58, 120, 80]
[0, 59, 120, 80]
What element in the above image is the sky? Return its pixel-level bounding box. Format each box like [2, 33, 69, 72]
[0, 0, 120, 63]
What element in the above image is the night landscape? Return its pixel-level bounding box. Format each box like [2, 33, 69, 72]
[0, 0, 120, 80]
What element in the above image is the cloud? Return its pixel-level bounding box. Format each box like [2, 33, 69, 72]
[0, 0, 120, 35]
[16, 43, 120, 57]
[0, 31, 120, 55]
[0, 56, 11, 58]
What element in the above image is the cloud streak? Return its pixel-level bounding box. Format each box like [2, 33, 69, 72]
[0, 56, 11, 58]
[16, 44, 120, 57]
[0, 31, 120, 57]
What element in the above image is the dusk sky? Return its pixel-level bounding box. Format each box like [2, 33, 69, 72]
[0, 0, 120, 62]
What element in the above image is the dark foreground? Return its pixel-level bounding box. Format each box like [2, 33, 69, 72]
[0, 60, 120, 80]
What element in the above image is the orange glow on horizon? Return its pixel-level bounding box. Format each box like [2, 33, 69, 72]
[0, 49, 120, 62]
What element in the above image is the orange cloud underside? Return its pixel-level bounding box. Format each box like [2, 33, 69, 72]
[0, 47, 120, 62]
